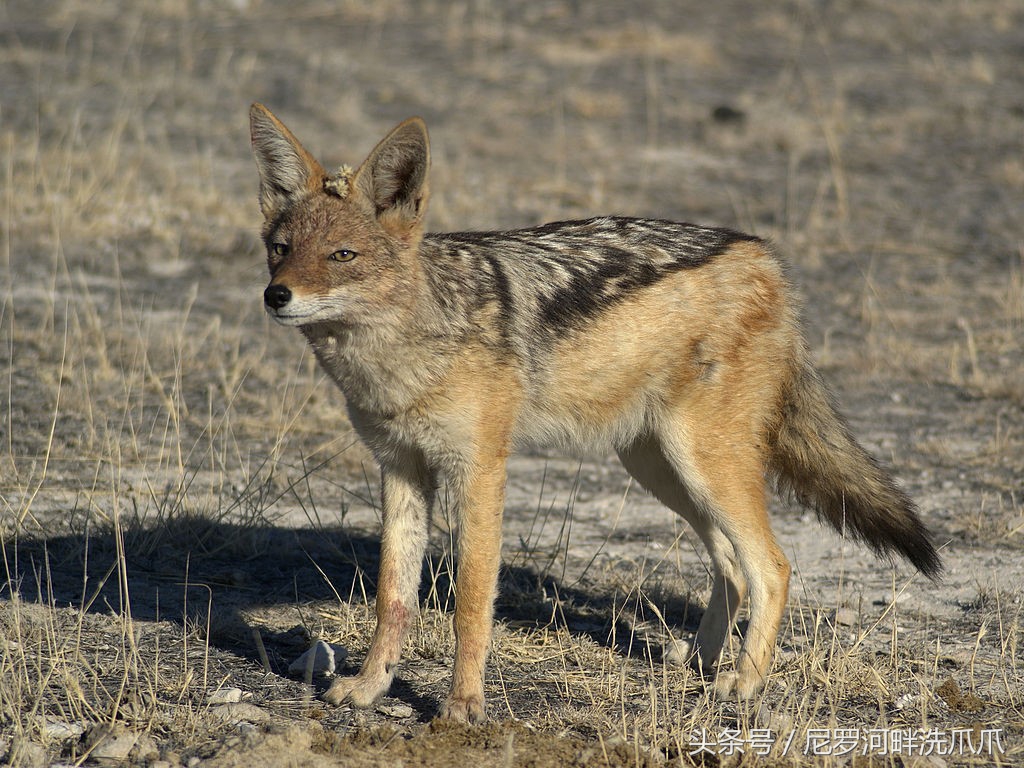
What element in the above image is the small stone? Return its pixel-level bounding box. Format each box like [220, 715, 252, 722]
[288, 640, 348, 677]
[209, 702, 272, 726]
[894, 692, 919, 710]
[88, 725, 140, 764]
[376, 703, 414, 719]
[208, 687, 244, 704]
[42, 720, 85, 742]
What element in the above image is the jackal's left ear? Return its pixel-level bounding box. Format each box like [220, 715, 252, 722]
[354, 118, 430, 239]
[250, 103, 326, 217]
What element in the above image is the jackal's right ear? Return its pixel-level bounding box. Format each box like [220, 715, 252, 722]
[249, 103, 325, 217]
[353, 118, 430, 241]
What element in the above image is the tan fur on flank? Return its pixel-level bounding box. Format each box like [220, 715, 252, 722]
[249, 104, 940, 722]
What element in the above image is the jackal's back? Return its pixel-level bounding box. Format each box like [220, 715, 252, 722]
[422, 216, 761, 349]
[414, 217, 789, 452]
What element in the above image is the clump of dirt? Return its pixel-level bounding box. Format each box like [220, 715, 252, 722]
[934, 678, 986, 714]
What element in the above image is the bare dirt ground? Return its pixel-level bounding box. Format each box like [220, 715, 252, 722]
[1, 1, 1022, 766]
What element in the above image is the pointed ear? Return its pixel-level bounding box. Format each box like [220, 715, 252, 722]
[249, 103, 325, 217]
[353, 118, 430, 237]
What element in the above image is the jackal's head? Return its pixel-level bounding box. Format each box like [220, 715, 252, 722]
[249, 104, 430, 327]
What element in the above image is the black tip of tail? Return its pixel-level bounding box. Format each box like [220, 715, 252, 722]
[851, 484, 943, 582]
[815, 484, 943, 583]
[899, 515, 943, 582]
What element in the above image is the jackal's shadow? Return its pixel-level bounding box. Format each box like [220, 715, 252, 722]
[1, 514, 704, 681]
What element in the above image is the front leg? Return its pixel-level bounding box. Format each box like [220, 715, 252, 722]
[324, 452, 433, 707]
[440, 447, 509, 723]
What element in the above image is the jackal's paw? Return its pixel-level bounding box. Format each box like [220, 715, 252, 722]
[712, 669, 765, 700]
[323, 674, 389, 708]
[439, 693, 487, 724]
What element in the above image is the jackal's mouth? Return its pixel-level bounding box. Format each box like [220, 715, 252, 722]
[266, 301, 349, 327]
[265, 307, 316, 325]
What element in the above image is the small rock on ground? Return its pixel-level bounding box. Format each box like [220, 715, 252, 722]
[376, 703, 415, 719]
[288, 640, 349, 676]
[209, 702, 273, 726]
[208, 687, 244, 704]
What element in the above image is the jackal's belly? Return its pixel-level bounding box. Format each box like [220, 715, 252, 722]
[515, 386, 656, 453]
[515, 329, 704, 452]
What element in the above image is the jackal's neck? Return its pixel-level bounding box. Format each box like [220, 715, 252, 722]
[299, 283, 457, 416]
[302, 325, 421, 412]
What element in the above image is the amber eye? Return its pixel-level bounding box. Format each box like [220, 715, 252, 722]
[328, 249, 357, 262]
[272, 243, 289, 257]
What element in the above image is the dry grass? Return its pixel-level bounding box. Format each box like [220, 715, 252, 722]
[4, 487, 1022, 765]
[2, 0, 1023, 765]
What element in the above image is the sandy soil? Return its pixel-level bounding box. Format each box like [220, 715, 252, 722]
[1, 0, 1022, 766]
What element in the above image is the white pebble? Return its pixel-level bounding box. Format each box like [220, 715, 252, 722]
[376, 703, 414, 719]
[288, 640, 348, 677]
[208, 687, 243, 705]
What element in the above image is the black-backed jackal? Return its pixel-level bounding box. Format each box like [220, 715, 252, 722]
[249, 104, 940, 722]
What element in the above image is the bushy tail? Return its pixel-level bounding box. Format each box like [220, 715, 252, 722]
[768, 355, 942, 579]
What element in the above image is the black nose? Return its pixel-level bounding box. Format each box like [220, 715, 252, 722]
[264, 284, 292, 310]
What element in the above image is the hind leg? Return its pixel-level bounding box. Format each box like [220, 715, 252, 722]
[709, 508, 790, 700]
[621, 426, 790, 699]
[659, 431, 790, 699]
[617, 435, 746, 673]
[682, 525, 746, 671]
